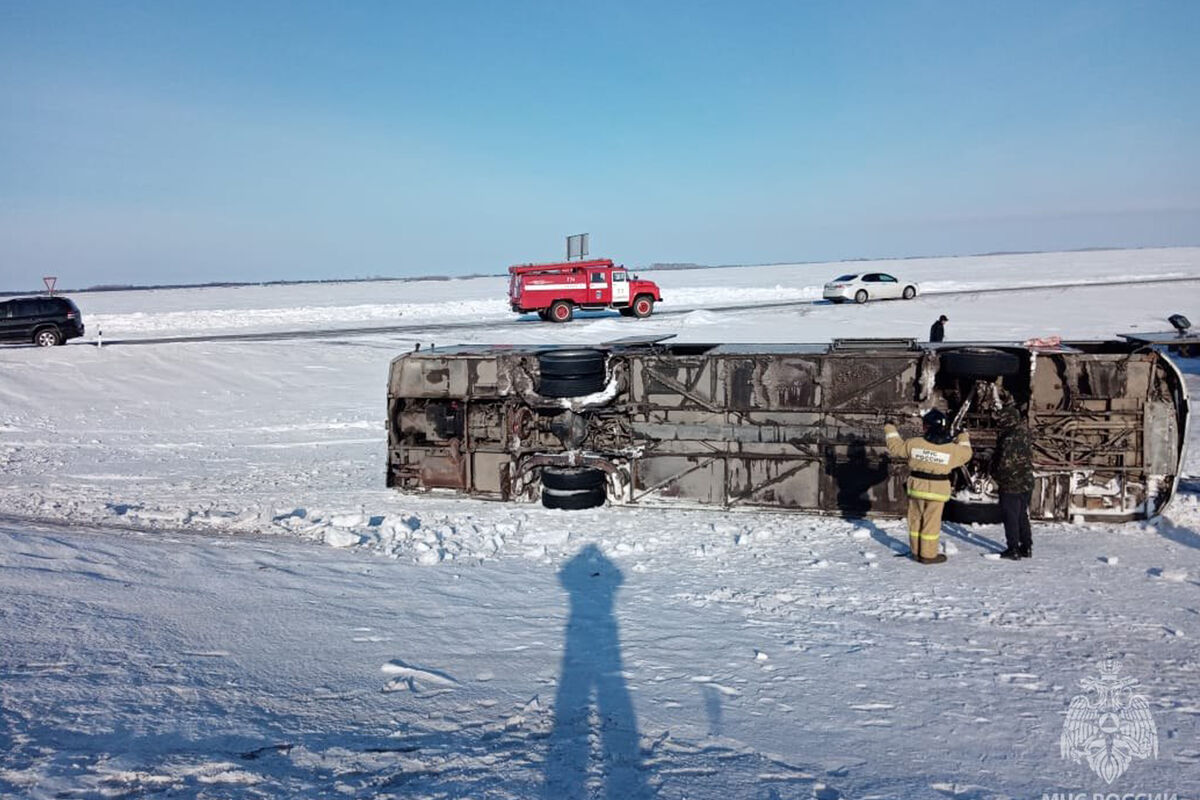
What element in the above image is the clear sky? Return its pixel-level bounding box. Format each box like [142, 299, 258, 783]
[1, 0, 1198, 288]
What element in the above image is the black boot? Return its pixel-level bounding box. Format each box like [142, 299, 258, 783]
[1018, 545, 1032, 559]
[999, 548, 1022, 560]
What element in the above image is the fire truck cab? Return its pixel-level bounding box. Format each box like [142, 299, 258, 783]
[508, 259, 663, 323]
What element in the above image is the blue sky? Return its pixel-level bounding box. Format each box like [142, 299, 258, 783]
[1, 0, 1198, 288]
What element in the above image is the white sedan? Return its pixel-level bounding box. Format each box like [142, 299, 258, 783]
[823, 272, 919, 304]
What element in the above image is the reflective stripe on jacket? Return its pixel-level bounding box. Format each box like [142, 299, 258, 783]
[884, 423, 973, 502]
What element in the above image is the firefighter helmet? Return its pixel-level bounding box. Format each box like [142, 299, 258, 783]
[922, 409, 948, 431]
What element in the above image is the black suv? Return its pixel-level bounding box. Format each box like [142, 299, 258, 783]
[0, 296, 85, 346]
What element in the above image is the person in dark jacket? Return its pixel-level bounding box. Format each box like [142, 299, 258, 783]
[930, 315, 948, 342]
[993, 404, 1034, 559]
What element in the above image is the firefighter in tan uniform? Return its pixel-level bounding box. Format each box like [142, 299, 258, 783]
[884, 410, 972, 564]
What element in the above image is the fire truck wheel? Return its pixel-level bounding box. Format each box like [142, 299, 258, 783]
[633, 295, 654, 318]
[542, 486, 606, 510]
[536, 309, 550, 320]
[619, 308, 635, 317]
[541, 466, 606, 491]
[548, 301, 574, 323]
[940, 348, 1020, 379]
[539, 349, 607, 377]
[944, 498, 1003, 525]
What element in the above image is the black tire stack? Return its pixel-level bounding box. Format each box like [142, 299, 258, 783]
[541, 466, 607, 509]
[535, 349, 610, 509]
[537, 349, 607, 398]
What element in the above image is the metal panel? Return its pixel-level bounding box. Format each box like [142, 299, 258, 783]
[1144, 402, 1180, 474]
[634, 456, 725, 505]
[468, 359, 500, 394]
[471, 452, 511, 496]
[566, 233, 589, 260]
[729, 457, 822, 509]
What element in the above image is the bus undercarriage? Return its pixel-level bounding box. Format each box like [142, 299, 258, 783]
[387, 337, 1190, 523]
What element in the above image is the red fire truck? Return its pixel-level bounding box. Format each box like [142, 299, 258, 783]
[508, 259, 663, 322]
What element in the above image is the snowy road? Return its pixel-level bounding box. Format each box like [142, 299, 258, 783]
[75, 273, 1200, 347]
[51, 246, 1200, 343]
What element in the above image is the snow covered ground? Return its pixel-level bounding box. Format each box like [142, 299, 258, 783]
[74, 246, 1200, 338]
[2, 248, 1199, 799]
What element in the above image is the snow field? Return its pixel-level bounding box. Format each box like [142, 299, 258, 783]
[1, 247, 1199, 798]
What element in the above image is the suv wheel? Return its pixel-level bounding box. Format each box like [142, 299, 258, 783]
[34, 328, 62, 347]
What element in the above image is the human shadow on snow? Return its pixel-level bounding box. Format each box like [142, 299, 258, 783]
[848, 516, 909, 556]
[941, 521, 1005, 553]
[824, 439, 910, 556]
[823, 439, 891, 519]
[543, 544, 651, 800]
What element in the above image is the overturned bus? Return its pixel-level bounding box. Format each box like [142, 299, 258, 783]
[386, 336, 1191, 523]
